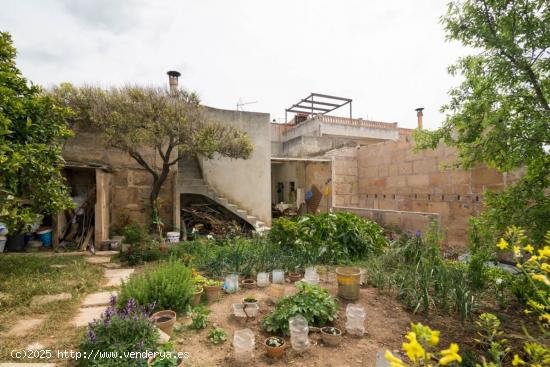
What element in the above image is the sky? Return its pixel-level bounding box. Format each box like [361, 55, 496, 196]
[1, 0, 470, 129]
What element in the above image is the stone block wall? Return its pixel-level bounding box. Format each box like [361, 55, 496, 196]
[353, 139, 510, 250]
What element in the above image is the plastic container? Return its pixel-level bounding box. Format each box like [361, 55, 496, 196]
[257, 272, 270, 287]
[345, 303, 366, 336]
[232, 303, 259, 318]
[0, 222, 7, 236]
[268, 284, 285, 304]
[224, 274, 239, 294]
[336, 267, 361, 300]
[304, 267, 319, 285]
[272, 269, 285, 284]
[233, 328, 255, 362]
[166, 231, 180, 243]
[36, 228, 53, 247]
[0, 236, 6, 253]
[6, 232, 25, 252]
[289, 315, 310, 353]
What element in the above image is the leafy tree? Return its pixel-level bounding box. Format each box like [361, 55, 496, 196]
[414, 0, 549, 242]
[0, 32, 73, 233]
[53, 84, 253, 226]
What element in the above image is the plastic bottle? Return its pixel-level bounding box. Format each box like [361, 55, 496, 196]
[289, 315, 310, 352]
[233, 328, 255, 362]
[345, 303, 366, 336]
[257, 272, 269, 287]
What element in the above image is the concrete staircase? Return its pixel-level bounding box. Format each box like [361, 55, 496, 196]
[177, 155, 267, 231]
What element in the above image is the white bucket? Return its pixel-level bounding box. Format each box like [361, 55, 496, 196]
[166, 231, 180, 243]
[0, 236, 6, 253]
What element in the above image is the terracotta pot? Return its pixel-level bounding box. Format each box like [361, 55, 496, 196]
[147, 356, 184, 366]
[265, 337, 286, 358]
[204, 285, 222, 303]
[240, 278, 256, 289]
[288, 272, 302, 283]
[149, 310, 176, 335]
[321, 327, 342, 347]
[191, 288, 203, 307]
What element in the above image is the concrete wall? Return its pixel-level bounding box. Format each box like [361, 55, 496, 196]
[62, 128, 175, 230]
[198, 107, 272, 225]
[352, 139, 513, 251]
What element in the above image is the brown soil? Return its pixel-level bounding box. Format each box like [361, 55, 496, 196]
[173, 275, 418, 367]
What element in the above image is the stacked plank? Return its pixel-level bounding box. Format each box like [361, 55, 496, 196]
[59, 189, 96, 251]
[182, 203, 251, 238]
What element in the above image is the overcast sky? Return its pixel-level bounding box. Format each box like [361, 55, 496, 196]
[1, 0, 470, 129]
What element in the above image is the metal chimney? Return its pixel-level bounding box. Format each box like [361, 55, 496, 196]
[415, 107, 424, 129]
[167, 70, 181, 94]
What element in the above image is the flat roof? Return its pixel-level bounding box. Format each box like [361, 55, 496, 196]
[271, 156, 332, 163]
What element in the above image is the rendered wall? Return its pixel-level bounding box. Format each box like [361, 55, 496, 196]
[199, 107, 272, 225]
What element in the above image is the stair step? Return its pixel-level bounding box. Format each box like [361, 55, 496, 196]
[180, 179, 205, 186]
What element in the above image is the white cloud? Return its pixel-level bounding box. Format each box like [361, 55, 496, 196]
[0, 0, 470, 129]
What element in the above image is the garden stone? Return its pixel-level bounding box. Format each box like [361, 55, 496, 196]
[103, 269, 134, 287]
[101, 262, 121, 269]
[4, 318, 44, 337]
[72, 306, 106, 327]
[94, 250, 118, 257]
[82, 291, 116, 307]
[25, 342, 46, 351]
[85, 257, 111, 264]
[156, 328, 170, 344]
[30, 293, 71, 307]
[49, 264, 67, 269]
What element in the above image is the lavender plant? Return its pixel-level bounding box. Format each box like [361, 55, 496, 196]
[79, 296, 159, 366]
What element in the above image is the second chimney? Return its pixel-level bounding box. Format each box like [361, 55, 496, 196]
[415, 107, 424, 129]
[167, 70, 181, 94]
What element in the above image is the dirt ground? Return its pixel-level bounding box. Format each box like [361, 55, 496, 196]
[174, 274, 422, 367]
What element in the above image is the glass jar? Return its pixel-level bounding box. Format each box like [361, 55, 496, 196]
[233, 328, 255, 362]
[304, 267, 319, 285]
[345, 303, 366, 336]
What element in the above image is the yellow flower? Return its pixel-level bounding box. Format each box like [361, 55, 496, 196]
[542, 263, 550, 273]
[439, 343, 462, 365]
[531, 274, 550, 285]
[539, 313, 550, 324]
[430, 330, 440, 347]
[513, 246, 521, 258]
[497, 238, 509, 250]
[538, 246, 550, 258]
[403, 332, 426, 362]
[512, 354, 526, 366]
[524, 244, 534, 254]
[385, 350, 406, 367]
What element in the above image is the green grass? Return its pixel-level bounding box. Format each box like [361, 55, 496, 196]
[0, 255, 104, 364]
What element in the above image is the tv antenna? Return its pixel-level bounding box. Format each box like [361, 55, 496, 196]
[237, 97, 258, 111]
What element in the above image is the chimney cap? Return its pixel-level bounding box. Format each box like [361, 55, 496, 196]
[415, 107, 424, 112]
[167, 70, 181, 77]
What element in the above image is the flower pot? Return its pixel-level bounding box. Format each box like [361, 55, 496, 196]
[6, 232, 25, 252]
[321, 327, 342, 347]
[159, 243, 169, 254]
[240, 278, 256, 289]
[147, 356, 184, 367]
[204, 285, 222, 303]
[191, 288, 203, 307]
[149, 310, 176, 335]
[166, 231, 180, 243]
[265, 337, 286, 358]
[288, 272, 302, 283]
[242, 297, 258, 307]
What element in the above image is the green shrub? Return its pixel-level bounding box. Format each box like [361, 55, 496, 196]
[119, 223, 162, 266]
[118, 259, 193, 313]
[190, 305, 210, 330]
[270, 212, 387, 264]
[79, 297, 158, 366]
[208, 327, 227, 344]
[262, 282, 339, 335]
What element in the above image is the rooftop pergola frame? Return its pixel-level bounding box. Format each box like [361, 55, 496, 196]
[285, 93, 352, 123]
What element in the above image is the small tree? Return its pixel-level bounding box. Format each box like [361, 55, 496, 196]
[0, 32, 73, 233]
[414, 0, 549, 242]
[53, 85, 253, 227]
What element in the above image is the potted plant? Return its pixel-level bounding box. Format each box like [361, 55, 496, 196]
[147, 354, 184, 367]
[240, 278, 256, 289]
[243, 296, 257, 307]
[204, 279, 223, 303]
[288, 271, 302, 283]
[149, 310, 177, 335]
[191, 284, 203, 307]
[320, 326, 342, 346]
[264, 336, 286, 358]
